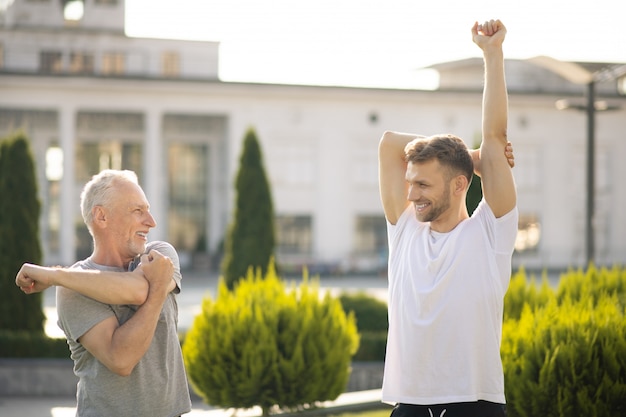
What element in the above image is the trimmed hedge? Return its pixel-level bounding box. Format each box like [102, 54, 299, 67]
[0, 330, 69, 358]
[339, 292, 387, 362]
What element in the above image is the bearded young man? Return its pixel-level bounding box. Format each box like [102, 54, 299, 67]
[378, 19, 517, 417]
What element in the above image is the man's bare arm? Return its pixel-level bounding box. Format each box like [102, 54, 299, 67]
[16, 264, 149, 305]
[472, 19, 516, 217]
[378, 131, 426, 225]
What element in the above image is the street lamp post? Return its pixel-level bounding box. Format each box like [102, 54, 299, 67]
[529, 57, 626, 266]
[584, 81, 595, 265]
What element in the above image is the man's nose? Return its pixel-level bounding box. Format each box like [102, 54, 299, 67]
[145, 211, 157, 228]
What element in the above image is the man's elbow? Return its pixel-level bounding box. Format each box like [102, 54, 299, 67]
[379, 130, 394, 149]
[126, 280, 149, 305]
[109, 365, 134, 377]
[107, 358, 138, 377]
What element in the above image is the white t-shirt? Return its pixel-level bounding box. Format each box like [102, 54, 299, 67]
[381, 200, 518, 406]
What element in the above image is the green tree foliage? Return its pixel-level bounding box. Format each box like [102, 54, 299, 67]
[501, 266, 626, 417]
[183, 263, 359, 416]
[0, 132, 45, 332]
[465, 173, 482, 216]
[221, 127, 275, 289]
[465, 138, 483, 216]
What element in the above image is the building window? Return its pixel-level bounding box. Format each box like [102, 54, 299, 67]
[270, 142, 315, 186]
[40, 51, 63, 73]
[168, 143, 208, 254]
[354, 215, 387, 255]
[352, 148, 378, 186]
[70, 52, 94, 74]
[63, 0, 84, 21]
[275, 215, 312, 255]
[162, 51, 180, 77]
[515, 213, 541, 252]
[75, 141, 143, 183]
[102, 52, 124, 75]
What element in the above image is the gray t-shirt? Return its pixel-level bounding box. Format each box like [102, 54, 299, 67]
[56, 241, 192, 417]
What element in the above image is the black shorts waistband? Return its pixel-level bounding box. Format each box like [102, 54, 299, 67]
[391, 401, 506, 417]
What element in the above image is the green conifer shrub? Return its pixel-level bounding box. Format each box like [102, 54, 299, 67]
[221, 128, 275, 290]
[555, 264, 626, 306]
[503, 267, 553, 321]
[183, 263, 359, 416]
[0, 132, 45, 332]
[502, 295, 626, 417]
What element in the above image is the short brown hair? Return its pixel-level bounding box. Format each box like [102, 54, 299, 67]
[404, 134, 473, 183]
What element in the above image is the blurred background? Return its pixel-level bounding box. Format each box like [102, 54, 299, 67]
[1, 0, 625, 276]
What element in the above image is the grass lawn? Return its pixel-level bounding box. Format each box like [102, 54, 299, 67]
[327, 408, 391, 417]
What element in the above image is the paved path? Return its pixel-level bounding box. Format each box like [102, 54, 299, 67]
[0, 389, 386, 417]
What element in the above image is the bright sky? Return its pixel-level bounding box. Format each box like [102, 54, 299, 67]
[125, 0, 625, 89]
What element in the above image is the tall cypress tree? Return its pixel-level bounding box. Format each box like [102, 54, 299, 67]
[466, 173, 482, 216]
[221, 127, 275, 290]
[466, 138, 483, 216]
[0, 132, 45, 332]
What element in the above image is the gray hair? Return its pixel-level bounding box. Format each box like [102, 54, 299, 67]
[80, 170, 139, 234]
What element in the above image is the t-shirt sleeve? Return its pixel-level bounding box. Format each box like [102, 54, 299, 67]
[56, 285, 115, 343]
[387, 205, 416, 247]
[146, 241, 183, 293]
[474, 199, 519, 254]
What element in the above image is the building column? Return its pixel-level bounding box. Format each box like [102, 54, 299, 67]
[143, 108, 165, 242]
[59, 105, 76, 266]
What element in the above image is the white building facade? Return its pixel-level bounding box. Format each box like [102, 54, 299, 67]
[1, 0, 625, 274]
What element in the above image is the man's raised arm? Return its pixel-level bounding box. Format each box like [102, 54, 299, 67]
[378, 131, 426, 225]
[472, 19, 516, 218]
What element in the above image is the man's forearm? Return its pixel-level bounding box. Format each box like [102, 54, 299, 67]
[104, 290, 168, 375]
[54, 268, 148, 305]
[482, 47, 508, 145]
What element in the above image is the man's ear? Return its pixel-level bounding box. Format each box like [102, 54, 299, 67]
[454, 175, 469, 195]
[92, 206, 107, 229]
